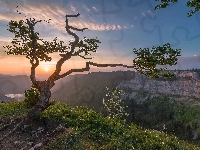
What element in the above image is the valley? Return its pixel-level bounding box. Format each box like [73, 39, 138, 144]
[1, 70, 200, 145]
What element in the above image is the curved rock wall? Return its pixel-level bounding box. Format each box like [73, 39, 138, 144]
[118, 70, 200, 99]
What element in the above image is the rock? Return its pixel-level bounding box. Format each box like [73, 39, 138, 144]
[29, 143, 42, 150]
[27, 142, 34, 146]
[20, 146, 27, 150]
[55, 124, 66, 132]
[117, 70, 200, 104]
[14, 140, 21, 145]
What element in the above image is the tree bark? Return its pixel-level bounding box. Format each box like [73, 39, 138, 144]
[26, 80, 54, 118]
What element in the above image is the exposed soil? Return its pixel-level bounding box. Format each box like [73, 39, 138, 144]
[0, 116, 70, 150]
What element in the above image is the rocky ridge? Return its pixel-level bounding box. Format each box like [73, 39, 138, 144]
[117, 70, 200, 104]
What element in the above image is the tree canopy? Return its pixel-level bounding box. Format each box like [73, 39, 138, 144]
[155, 0, 200, 17]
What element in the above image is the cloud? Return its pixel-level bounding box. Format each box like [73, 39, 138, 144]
[141, 12, 146, 18]
[83, 5, 90, 12]
[0, 1, 134, 34]
[92, 6, 98, 11]
[141, 10, 155, 18]
[147, 10, 155, 17]
[70, 4, 77, 12]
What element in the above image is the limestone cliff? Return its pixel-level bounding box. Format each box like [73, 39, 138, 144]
[117, 70, 200, 105]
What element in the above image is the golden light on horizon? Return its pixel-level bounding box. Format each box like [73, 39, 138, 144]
[39, 61, 56, 73]
[43, 67, 49, 72]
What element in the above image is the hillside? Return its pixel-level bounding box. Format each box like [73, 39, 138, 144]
[0, 100, 199, 150]
[2, 70, 200, 147]
[50, 69, 200, 112]
[50, 70, 135, 111]
[49, 69, 200, 145]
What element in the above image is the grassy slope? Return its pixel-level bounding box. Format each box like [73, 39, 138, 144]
[0, 100, 199, 150]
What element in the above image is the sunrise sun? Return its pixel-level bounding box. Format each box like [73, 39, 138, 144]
[39, 61, 57, 73]
[43, 67, 49, 72]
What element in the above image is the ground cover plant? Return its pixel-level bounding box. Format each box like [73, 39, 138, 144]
[0, 97, 200, 150]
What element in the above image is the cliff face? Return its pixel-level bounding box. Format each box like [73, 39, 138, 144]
[117, 70, 200, 103]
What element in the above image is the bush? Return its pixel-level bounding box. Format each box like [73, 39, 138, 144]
[22, 87, 40, 108]
[102, 86, 129, 120]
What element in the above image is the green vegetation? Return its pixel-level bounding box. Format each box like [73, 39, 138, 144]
[0, 101, 29, 117]
[1, 98, 200, 149]
[23, 87, 40, 108]
[102, 86, 128, 120]
[123, 92, 200, 146]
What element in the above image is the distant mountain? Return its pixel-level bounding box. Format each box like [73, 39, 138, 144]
[0, 75, 31, 95]
[0, 73, 85, 95]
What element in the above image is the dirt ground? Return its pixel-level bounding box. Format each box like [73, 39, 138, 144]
[0, 116, 70, 150]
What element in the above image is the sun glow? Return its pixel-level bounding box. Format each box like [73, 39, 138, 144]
[43, 67, 49, 72]
[39, 61, 56, 73]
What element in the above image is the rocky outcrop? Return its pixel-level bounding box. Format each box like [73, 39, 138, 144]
[117, 70, 200, 101]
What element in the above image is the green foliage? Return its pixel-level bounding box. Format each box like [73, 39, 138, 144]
[42, 102, 199, 149]
[126, 92, 200, 142]
[154, 0, 178, 10]
[0, 101, 29, 117]
[3, 19, 101, 62]
[102, 86, 129, 120]
[0, 100, 199, 149]
[173, 104, 200, 130]
[22, 87, 40, 108]
[133, 43, 181, 79]
[154, 0, 200, 17]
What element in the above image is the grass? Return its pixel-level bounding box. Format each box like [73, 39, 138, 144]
[1, 99, 200, 150]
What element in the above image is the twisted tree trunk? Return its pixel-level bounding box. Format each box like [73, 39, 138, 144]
[26, 80, 55, 118]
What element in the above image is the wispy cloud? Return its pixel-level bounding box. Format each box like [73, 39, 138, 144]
[83, 4, 90, 12]
[147, 10, 155, 17]
[0, 1, 134, 33]
[141, 12, 146, 18]
[141, 10, 155, 18]
[70, 4, 77, 12]
[92, 6, 98, 11]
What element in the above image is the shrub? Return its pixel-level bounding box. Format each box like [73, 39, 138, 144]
[22, 87, 40, 108]
[102, 86, 129, 120]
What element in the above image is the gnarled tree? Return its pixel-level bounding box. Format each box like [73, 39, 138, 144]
[1, 5, 181, 141]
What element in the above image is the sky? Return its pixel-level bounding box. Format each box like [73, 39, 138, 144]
[0, 0, 200, 81]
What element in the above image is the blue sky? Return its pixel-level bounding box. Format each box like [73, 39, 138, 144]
[0, 0, 200, 80]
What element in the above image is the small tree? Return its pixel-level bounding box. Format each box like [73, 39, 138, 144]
[102, 86, 128, 120]
[1, 5, 181, 141]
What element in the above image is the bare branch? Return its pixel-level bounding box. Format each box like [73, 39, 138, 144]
[63, 13, 88, 56]
[87, 61, 135, 68]
[76, 53, 93, 59]
[49, 13, 89, 81]
[66, 13, 80, 17]
[69, 25, 88, 32]
[56, 61, 135, 79]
